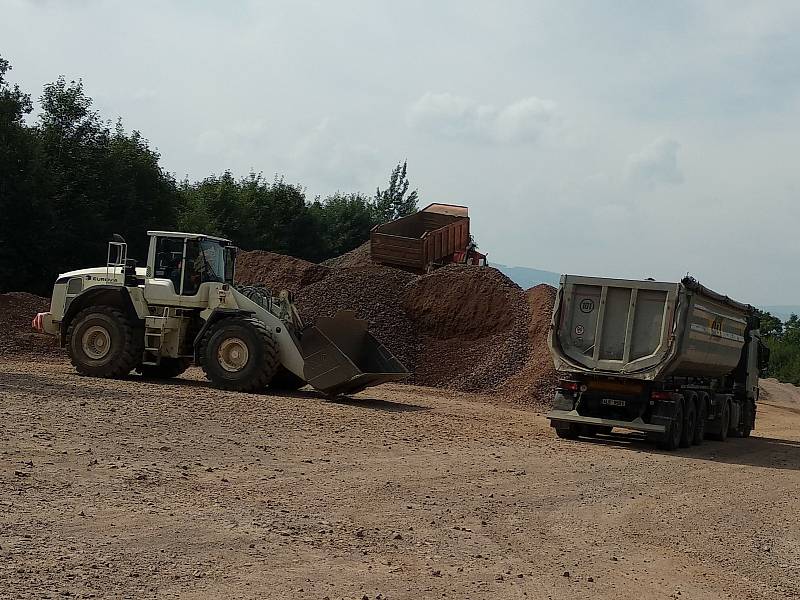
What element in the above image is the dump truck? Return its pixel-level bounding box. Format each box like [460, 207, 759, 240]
[32, 232, 409, 396]
[546, 275, 769, 450]
[370, 203, 486, 273]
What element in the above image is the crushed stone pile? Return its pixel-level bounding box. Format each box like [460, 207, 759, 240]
[0, 292, 58, 356]
[236, 250, 329, 293]
[498, 284, 559, 407]
[295, 266, 420, 375]
[321, 242, 373, 269]
[403, 265, 530, 393]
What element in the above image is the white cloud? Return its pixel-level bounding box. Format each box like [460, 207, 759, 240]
[289, 118, 381, 194]
[407, 92, 560, 144]
[625, 137, 683, 188]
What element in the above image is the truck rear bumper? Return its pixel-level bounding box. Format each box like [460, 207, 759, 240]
[546, 409, 666, 434]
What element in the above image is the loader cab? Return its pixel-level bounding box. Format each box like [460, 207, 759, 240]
[145, 231, 236, 304]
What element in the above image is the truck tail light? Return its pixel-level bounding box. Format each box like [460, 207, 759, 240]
[651, 390, 672, 400]
[559, 380, 579, 392]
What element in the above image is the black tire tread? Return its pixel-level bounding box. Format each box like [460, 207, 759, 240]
[199, 316, 278, 392]
[66, 305, 142, 378]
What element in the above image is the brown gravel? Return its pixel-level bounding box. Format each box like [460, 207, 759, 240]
[235, 250, 329, 292]
[498, 284, 559, 406]
[320, 241, 373, 269]
[296, 266, 420, 376]
[403, 265, 530, 393]
[0, 292, 58, 356]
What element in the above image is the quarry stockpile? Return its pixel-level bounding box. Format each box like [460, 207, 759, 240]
[236, 250, 329, 292]
[235, 247, 558, 402]
[0, 292, 57, 356]
[403, 265, 530, 393]
[4, 247, 558, 404]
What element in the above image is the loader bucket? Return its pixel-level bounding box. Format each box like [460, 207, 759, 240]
[298, 310, 409, 396]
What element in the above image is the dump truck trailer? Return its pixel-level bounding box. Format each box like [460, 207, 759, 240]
[546, 275, 768, 450]
[370, 203, 485, 272]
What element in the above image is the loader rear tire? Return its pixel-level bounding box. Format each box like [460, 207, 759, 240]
[138, 358, 192, 380]
[269, 366, 307, 391]
[66, 305, 142, 378]
[199, 317, 278, 392]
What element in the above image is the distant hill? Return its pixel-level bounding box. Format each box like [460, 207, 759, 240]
[492, 263, 561, 289]
[759, 306, 800, 323]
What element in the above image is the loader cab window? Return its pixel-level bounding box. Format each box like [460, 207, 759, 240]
[153, 237, 185, 293]
[182, 238, 227, 296]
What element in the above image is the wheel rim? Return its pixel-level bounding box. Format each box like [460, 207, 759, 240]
[82, 325, 112, 360]
[217, 337, 250, 372]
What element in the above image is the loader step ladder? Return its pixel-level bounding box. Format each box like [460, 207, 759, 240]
[142, 308, 172, 366]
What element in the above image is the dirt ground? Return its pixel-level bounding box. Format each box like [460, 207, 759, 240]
[2, 359, 799, 600]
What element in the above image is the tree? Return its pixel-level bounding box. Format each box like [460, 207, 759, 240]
[310, 193, 375, 258]
[0, 56, 53, 293]
[374, 160, 419, 223]
[756, 309, 782, 339]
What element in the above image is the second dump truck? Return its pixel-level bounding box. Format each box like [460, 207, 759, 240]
[546, 275, 768, 450]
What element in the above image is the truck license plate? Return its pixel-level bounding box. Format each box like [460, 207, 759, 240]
[602, 398, 626, 407]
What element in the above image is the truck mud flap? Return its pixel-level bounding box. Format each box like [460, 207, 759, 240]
[546, 409, 666, 433]
[297, 310, 409, 396]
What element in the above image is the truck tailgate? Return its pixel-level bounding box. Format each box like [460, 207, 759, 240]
[550, 276, 679, 375]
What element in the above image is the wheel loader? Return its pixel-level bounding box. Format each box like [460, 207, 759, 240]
[33, 232, 409, 395]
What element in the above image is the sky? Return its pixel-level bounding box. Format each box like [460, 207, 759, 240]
[2, 0, 800, 304]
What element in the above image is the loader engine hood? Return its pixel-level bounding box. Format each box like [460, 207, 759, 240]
[57, 266, 147, 283]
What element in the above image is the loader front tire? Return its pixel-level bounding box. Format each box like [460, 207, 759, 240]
[66, 305, 142, 378]
[199, 317, 278, 392]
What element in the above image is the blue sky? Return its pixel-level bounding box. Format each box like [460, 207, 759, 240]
[2, 0, 799, 303]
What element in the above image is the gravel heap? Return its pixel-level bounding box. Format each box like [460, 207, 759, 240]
[321, 242, 373, 269]
[0, 292, 58, 356]
[295, 266, 420, 376]
[236, 250, 329, 293]
[403, 265, 530, 392]
[497, 284, 559, 407]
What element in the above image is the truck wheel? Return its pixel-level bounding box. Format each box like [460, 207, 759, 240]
[679, 400, 696, 448]
[269, 366, 307, 391]
[657, 401, 683, 451]
[709, 400, 730, 442]
[693, 393, 708, 445]
[138, 358, 192, 379]
[66, 305, 142, 378]
[554, 422, 580, 440]
[739, 400, 755, 438]
[199, 317, 278, 392]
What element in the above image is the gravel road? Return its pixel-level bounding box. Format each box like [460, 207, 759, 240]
[1, 359, 798, 599]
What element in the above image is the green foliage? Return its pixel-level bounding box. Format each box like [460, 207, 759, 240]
[0, 56, 421, 293]
[374, 160, 419, 222]
[758, 310, 800, 386]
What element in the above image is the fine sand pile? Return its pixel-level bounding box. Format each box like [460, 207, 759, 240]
[0, 292, 58, 356]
